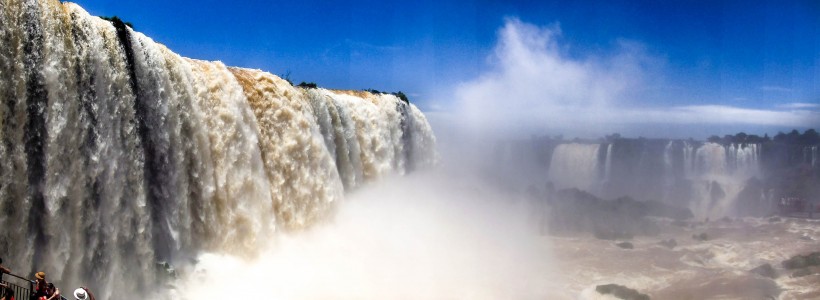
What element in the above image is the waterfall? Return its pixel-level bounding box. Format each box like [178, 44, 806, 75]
[661, 141, 675, 202]
[694, 143, 727, 176]
[0, 0, 437, 298]
[806, 146, 818, 167]
[683, 141, 695, 178]
[685, 142, 761, 219]
[603, 143, 613, 185]
[542, 139, 765, 220]
[547, 143, 601, 191]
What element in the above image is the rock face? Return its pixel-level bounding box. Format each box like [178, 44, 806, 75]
[596, 284, 651, 300]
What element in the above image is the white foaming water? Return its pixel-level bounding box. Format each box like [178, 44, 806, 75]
[603, 143, 613, 185]
[548, 143, 601, 191]
[174, 170, 559, 300]
[807, 146, 818, 167]
[688, 143, 760, 219]
[0, 0, 436, 298]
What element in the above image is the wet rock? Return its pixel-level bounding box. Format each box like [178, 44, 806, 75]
[799, 235, 812, 241]
[616, 242, 634, 249]
[781, 252, 820, 269]
[692, 233, 709, 241]
[749, 263, 777, 279]
[768, 217, 781, 223]
[156, 261, 177, 279]
[720, 216, 733, 223]
[596, 284, 650, 300]
[659, 238, 677, 249]
[791, 268, 813, 278]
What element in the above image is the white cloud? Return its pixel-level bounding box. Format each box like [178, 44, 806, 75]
[634, 105, 819, 126]
[453, 19, 818, 137]
[776, 102, 820, 109]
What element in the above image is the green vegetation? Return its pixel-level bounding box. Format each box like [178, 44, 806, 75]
[392, 91, 409, 104]
[773, 129, 819, 145]
[297, 82, 318, 89]
[362, 89, 410, 104]
[100, 16, 134, 29]
[705, 129, 819, 145]
[279, 70, 293, 86]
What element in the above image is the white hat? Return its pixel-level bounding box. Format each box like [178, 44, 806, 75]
[73, 288, 87, 300]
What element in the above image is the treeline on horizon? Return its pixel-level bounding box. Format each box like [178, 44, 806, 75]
[706, 129, 819, 146]
[531, 129, 820, 146]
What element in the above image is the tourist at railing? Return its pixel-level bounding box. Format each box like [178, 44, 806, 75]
[0, 281, 14, 300]
[72, 287, 94, 300]
[32, 272, 59, 300]
[0, 257, 12, 300]
[0, 258, 10, 277]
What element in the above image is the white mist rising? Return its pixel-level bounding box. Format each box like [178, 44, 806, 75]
[452, 18, 819, 139]
[175, 170, 563, 299]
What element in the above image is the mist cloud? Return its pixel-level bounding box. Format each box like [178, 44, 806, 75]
[455, 18, 819, 137]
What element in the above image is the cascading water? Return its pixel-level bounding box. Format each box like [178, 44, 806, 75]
[0, 0, 437, 298]
[603, 143, 613, 185]
[806, 146, 817, 167]
[547, 143, 601, 191]
[687, 143, 761, 218]
[544, 140, 762, 219]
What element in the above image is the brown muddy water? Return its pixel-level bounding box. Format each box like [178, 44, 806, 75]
[549, 217, 820, 300]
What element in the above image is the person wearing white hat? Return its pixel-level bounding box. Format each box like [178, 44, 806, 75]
[73, 287, 95, 300]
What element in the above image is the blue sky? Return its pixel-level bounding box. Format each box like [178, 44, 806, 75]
[71, 0, 819, 137]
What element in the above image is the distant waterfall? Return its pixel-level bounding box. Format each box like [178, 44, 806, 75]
[603, 143, 613, 184]
[545, 140, 762, 219]
[695, 143, 728, 176]
[0, 0, 436, 298]
[547, 143, 601, 191]
[806, 146, 818, 167]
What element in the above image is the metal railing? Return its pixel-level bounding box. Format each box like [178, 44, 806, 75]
[1, 273, 67, 300]
[1, 272, 32, 300]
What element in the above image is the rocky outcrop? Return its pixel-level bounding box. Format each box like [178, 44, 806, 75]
[692, 233, 709, 241]
[749, 263, 777, 279]
[596, 284, 650, 300]
[781, 252, 820, 278]
[616, 242, 634, 249]
[782, 252, 820, 269]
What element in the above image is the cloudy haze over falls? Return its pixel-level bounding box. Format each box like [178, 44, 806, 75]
[0, 0, 436, 298]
